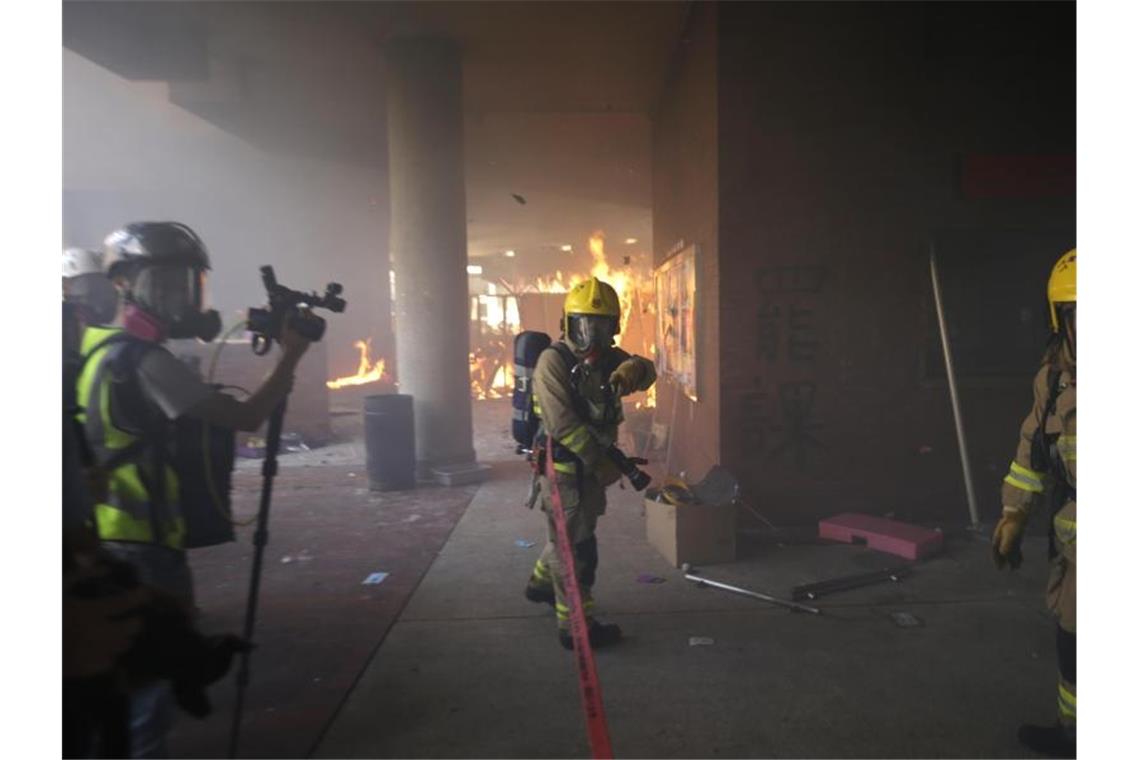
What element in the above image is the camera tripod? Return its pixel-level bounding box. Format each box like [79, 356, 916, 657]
[227, 397, 287, 759]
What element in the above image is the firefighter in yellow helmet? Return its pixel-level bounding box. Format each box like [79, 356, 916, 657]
[524, 277, 656, 649]
[992, 248, 1076, 757]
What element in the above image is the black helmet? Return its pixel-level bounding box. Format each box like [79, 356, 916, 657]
[104, 222, 220, 341]
[104, 222, 211, 277]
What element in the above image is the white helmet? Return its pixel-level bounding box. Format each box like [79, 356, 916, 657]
[63, 247, 104, 279]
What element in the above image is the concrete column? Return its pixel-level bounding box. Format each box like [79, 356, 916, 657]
[385, 37, 475, 471]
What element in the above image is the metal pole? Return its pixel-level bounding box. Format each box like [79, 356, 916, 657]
[929, 244, 981, 529]
[228, 398, 288, 758]
[683, 572, 821, 615]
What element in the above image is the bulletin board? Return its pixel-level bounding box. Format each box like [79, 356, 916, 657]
[655, 244, 698, 401]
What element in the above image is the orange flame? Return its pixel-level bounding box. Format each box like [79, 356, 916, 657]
[586, 231, 636, 344]
[470, 351, 515, 400]
[327, 339, 388, 389]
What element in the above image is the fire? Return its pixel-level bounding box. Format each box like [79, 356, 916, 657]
[470, 351, 515, 400]
[327, 339, 388, 389]
[586, 231, 637, 345]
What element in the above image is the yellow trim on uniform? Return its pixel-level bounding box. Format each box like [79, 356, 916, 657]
[1054, 514, 1077, 545]
[532, 558, 550, 580]
[1057, 435, 1076, 462]
[1004, 461, 1046, 493]
[559, 424, 593, 456]
[1057, 682, 1077, 719]
[553, 461, 578, 474]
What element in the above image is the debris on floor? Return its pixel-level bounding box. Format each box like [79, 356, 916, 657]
[514, 539, 537, 548]
[281, 431, 310, 453]
[819, 512, 944, 560]
[637, 573, 666, 584]
[890, 611, 924, 628]
[791, 566, 910, 601]
[238, 436, 267, 459]
[688, 636, 715, 646]
[362, 572, 390, 585]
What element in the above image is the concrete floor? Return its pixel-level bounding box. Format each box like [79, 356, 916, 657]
[311, 401, 1060, 759]
[169, 398, 1061, 758]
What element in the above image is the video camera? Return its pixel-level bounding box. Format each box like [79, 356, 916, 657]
[247, 266, 346, 355]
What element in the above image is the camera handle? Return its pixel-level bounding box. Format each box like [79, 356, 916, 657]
[227, 396, 288, 758]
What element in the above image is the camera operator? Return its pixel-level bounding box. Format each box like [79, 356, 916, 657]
[74, 221, 311, 757]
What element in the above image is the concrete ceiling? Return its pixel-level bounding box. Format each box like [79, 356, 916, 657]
[63, 0, 691, 272]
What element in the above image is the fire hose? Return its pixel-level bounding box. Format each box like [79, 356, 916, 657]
[545, 435, 615, 759]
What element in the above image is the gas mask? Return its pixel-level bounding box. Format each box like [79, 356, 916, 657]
[566, 314, 617, 356]
[128, 264, 221, 342]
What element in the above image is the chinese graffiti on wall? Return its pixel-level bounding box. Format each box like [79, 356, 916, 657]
[747, 264, 828, 469]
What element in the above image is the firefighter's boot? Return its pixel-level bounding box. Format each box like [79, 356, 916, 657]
[559, 620, 623, 651]
[524, 582, 555, 607]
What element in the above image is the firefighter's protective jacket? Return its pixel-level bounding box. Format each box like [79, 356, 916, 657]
[1001, 363, 1076, 550]
[532, 340, 655, 474]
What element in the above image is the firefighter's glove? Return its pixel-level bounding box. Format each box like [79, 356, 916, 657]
[992, 508, 1028, 570]
[597, 457, 622, 487]
[609, 361, 643, 397]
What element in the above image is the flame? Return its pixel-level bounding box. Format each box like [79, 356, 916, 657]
[327, 339, 388, 389]
[586, 231, 635, 344]
[470, 351, 514, 400]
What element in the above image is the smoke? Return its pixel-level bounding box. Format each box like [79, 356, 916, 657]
[63, 50, 392, 376]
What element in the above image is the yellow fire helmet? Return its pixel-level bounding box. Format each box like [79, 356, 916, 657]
[562, 276, 621, 336]
[1047, 248, 1076, 332]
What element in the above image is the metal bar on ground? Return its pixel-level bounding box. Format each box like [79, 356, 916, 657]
[682, 570, 821, 615]
[791, 566, 911, 601]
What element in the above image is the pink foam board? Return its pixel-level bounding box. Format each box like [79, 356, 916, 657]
[818, 512, 943, 560]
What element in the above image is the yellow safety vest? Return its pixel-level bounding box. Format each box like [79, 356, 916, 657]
[75, 326, 186, 549]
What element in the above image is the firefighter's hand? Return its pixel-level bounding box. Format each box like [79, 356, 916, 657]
[609, 361, 642, 397]
[992, 509, 1028, 570]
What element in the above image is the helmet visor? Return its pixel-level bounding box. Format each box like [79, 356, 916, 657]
[567, 314, 617, 353]
[132, 264, 204, 323]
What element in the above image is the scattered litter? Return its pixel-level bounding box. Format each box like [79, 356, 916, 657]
[637, 573, 666, 584]
[281, 432, 310, 453]
[348, 472, 358, 478]
[405, 514, 422, 523]
[688, 637, 715, 646]
[890, 611, 924, 628]
[280, 556, 293, 564]
[237, 435, 267, 459]
[514, 539, 537, 548]
[362, 572, 389, 585]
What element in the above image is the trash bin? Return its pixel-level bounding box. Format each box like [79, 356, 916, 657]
[364, 394, 415, 491]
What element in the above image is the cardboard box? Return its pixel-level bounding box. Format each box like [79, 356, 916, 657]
[645, 496, 737, 568]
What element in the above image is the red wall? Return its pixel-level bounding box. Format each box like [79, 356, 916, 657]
[651, 2, 721, 482]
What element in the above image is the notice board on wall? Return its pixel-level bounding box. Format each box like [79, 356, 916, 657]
[655, 243, 698, 401]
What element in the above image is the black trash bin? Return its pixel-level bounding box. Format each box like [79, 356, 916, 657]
[364, 394, 416, 491]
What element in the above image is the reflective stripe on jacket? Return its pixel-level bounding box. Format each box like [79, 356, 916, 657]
[75, 326, 185, 549]
[1001, 362, 1076, 539]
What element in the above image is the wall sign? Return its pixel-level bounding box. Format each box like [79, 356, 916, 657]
[654, 243, 698, 402]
